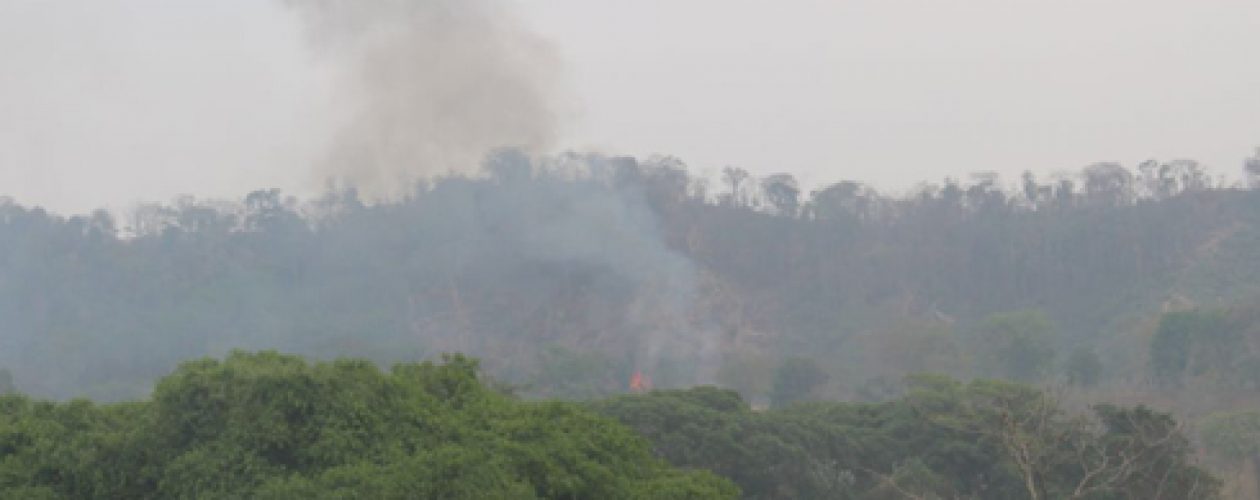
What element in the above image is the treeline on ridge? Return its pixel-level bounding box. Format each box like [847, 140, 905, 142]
[3, 150, 1260, 401]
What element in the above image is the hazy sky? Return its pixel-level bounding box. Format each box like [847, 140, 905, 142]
[3, 0, 1260, 213]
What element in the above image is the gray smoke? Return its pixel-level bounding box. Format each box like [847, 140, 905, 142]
[532, 155, 721, 384]
[414, 152, 722, 387]
[282, 1, 718, 386]
[284, 0, 563, 198]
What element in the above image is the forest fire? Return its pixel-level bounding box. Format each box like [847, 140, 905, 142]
[629, 370, 652, 393]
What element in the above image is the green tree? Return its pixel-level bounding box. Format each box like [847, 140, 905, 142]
[974, 310, 1056, 383]
[0, 352, 737, 499]
[1200, 410, 1260, 472]
[769, 356, 829, 408]
[526, 346, 618, 400]
[1149, 309, 1232, 388]
[1064, 347, 1103, 387]
[598, 375, 1219, 499]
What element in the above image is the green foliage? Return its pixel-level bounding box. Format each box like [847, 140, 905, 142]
[1151, 311, 1201, 386]
[973, 310, 1056, 382]
[769, 356, 830, 408]
[1064, 346, 1103, 387]
[0, 352, 736, 499]
[1088, 404, 1219, 498]
[3, 159, 1260, 402]
[595, 377, 1220, 499]
[593, 386, 838, 499]
[3, 156, 1260, 495]
[526, 346, 620, 400]
[1200, 410, 1260, 462]
[1150, 309, 1233, 388]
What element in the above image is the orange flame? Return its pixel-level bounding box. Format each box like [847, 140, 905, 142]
[629, 371, 651, 392]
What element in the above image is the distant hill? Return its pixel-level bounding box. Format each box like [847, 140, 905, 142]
[1, 152, 1259, 401]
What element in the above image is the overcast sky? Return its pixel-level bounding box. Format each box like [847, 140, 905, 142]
[3, 0, 1259, 214]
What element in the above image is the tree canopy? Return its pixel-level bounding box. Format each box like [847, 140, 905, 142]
[0, 351, 736, 499]
[594, 378, 1219, 499]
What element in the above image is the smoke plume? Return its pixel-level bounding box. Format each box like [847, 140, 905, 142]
[284, 0, 563, 198]
[279, 2, 717, 387]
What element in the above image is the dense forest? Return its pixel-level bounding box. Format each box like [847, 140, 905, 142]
[0, 351, 736, 498]
[4, 150, 1260, 496]
[0, 351, 1218, 499]
[594, 378, 1218, 499]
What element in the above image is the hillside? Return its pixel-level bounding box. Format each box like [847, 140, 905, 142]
[2, 153, 1258, 402]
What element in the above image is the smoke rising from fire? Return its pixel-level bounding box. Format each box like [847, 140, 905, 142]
[284, 0, 564, 199]
[440, 152, 722, 388]
[280, 2, 718, 387]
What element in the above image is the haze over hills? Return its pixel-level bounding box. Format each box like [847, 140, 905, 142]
[3, 152, 1259, 401]
[5, 151, 1260, 496]
[5, 1, 1260, 497]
